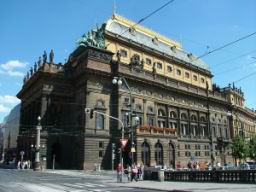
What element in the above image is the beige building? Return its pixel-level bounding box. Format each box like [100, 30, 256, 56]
[17, 14, 256, 170]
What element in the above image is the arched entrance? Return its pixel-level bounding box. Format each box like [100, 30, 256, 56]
[155, 142, 163, 166]
[141, 142, 150, 166]
[169, 142, 175, 168]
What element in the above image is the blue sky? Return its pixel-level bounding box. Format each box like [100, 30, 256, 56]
[0, 0, 256, 123]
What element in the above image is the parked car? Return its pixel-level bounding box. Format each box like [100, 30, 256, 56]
[239, 163, 250, 170]
[246, 162, 256, 170]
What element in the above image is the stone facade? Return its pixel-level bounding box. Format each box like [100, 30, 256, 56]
[17, 15, 256, 170]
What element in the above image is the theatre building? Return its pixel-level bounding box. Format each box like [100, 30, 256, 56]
[17, 14, 256, 170]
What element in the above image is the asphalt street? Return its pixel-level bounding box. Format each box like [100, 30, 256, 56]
[0, 169, 156, 192]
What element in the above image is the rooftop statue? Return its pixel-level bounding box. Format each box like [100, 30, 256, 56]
[30, 67, 33, 76]
[38, 56, 42, 67]
[43, 50, 47, 63]
[34, 62, 37, 73]
[49, 49, 54, 63]
[77, 26, 105, 49]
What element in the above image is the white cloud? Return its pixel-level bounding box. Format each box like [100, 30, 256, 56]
[1, 60, 27, 71]
[0, 104, 10, 113]
[0, 95, 20, 105]
[0, 60, 28, 77]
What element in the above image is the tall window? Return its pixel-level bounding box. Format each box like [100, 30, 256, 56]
[141, 142, 150, 166]
[96, 114, 104, 129]
[169, 143, 175, 168]
[155, 142, 163, 165]
[147, 117, 154, 126]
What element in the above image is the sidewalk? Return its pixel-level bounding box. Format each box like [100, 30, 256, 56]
[110, 180, 256, 192]
[42, 170, 256, 192]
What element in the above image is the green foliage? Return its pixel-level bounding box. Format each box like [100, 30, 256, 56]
[249, 135, 256, 160]
[231, 135, 249, 160]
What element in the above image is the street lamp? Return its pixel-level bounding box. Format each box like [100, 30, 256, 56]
[112, 76, 136, 164]
[34, 116, 42, 171]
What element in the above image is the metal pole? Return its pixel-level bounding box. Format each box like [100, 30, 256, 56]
[121, 77, 134, 165]
[34, 116, 41, 171]
[88, 110, 125, 182]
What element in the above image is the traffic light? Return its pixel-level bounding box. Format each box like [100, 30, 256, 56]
[90, 109, 94, 119]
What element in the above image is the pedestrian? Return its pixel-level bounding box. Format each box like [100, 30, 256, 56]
[126, 164, 131, 182]
[116, 163, 123, 183]
[17, 161, 21, 169]
[131, 164, 138, 182]
[140, 163, 144, 180]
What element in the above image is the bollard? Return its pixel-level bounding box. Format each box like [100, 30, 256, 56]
[158, 170, 165, 182]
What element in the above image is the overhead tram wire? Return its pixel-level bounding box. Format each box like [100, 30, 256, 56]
[214, 60, 256, 76]
[105, 0, 176, 49]
[212, 49, 256, 68]
[233, 71, 256, 84]
[195, 31, 256, 60]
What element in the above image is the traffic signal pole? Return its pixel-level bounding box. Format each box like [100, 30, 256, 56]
[85, 108, 125, 182]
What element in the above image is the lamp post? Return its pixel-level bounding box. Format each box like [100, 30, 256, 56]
[112, 76, 137, 165]
[34, 116, 42, 171]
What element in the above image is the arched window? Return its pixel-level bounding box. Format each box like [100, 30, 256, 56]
[141, 142, 150, 166]
[96, 114, 104, 129]
[96, 100, 104, 108]
[181, 113, 188, 120]
[147, 106, 154, 113]
[136, 104, 142, 111]
[155, 142, 163, 165]
[169, 111, 177, 118]
[191, 115, 197, 122]
[200, 116, 206, 122]
[158, 109, 165, 117]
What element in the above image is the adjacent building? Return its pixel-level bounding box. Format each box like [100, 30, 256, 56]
[17, 14, 256, 170]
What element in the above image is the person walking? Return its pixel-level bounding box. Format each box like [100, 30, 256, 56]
[131, 164, 138, 182]
[116, 163, 123, 183]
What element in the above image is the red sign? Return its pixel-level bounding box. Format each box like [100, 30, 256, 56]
[120, 139, 128, 148]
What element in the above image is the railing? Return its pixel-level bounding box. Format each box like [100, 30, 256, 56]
[144, 169, 256, 183]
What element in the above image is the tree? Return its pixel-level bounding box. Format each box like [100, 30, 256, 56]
[231, 135, 249, 164]
[249, 135, 256, 161]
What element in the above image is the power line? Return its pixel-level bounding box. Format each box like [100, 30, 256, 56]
[233, 71, 256, 84]
[106, 0, 176, 48]
[212, 49, 256, 68]
[214, 60, 256, 76]
[195, 31, 256, 60]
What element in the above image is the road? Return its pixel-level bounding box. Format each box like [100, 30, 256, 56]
[0, 169, 156, 192]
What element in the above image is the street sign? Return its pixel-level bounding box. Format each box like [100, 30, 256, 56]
[120, 139, 128, 148]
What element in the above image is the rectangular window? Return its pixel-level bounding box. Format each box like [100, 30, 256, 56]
[99, 151, 103, 158]
[120, 49, 128, 57]
[185, 72, 190, 78]
[157, 62, 162, 69]
[96, 114, 104, 129]
[193, 75, 198, 81]
[176, 69, 181, 76]
[99, 141, 104, 148]
[167, 65, 172, 72]
[146, 58, 152, 65]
